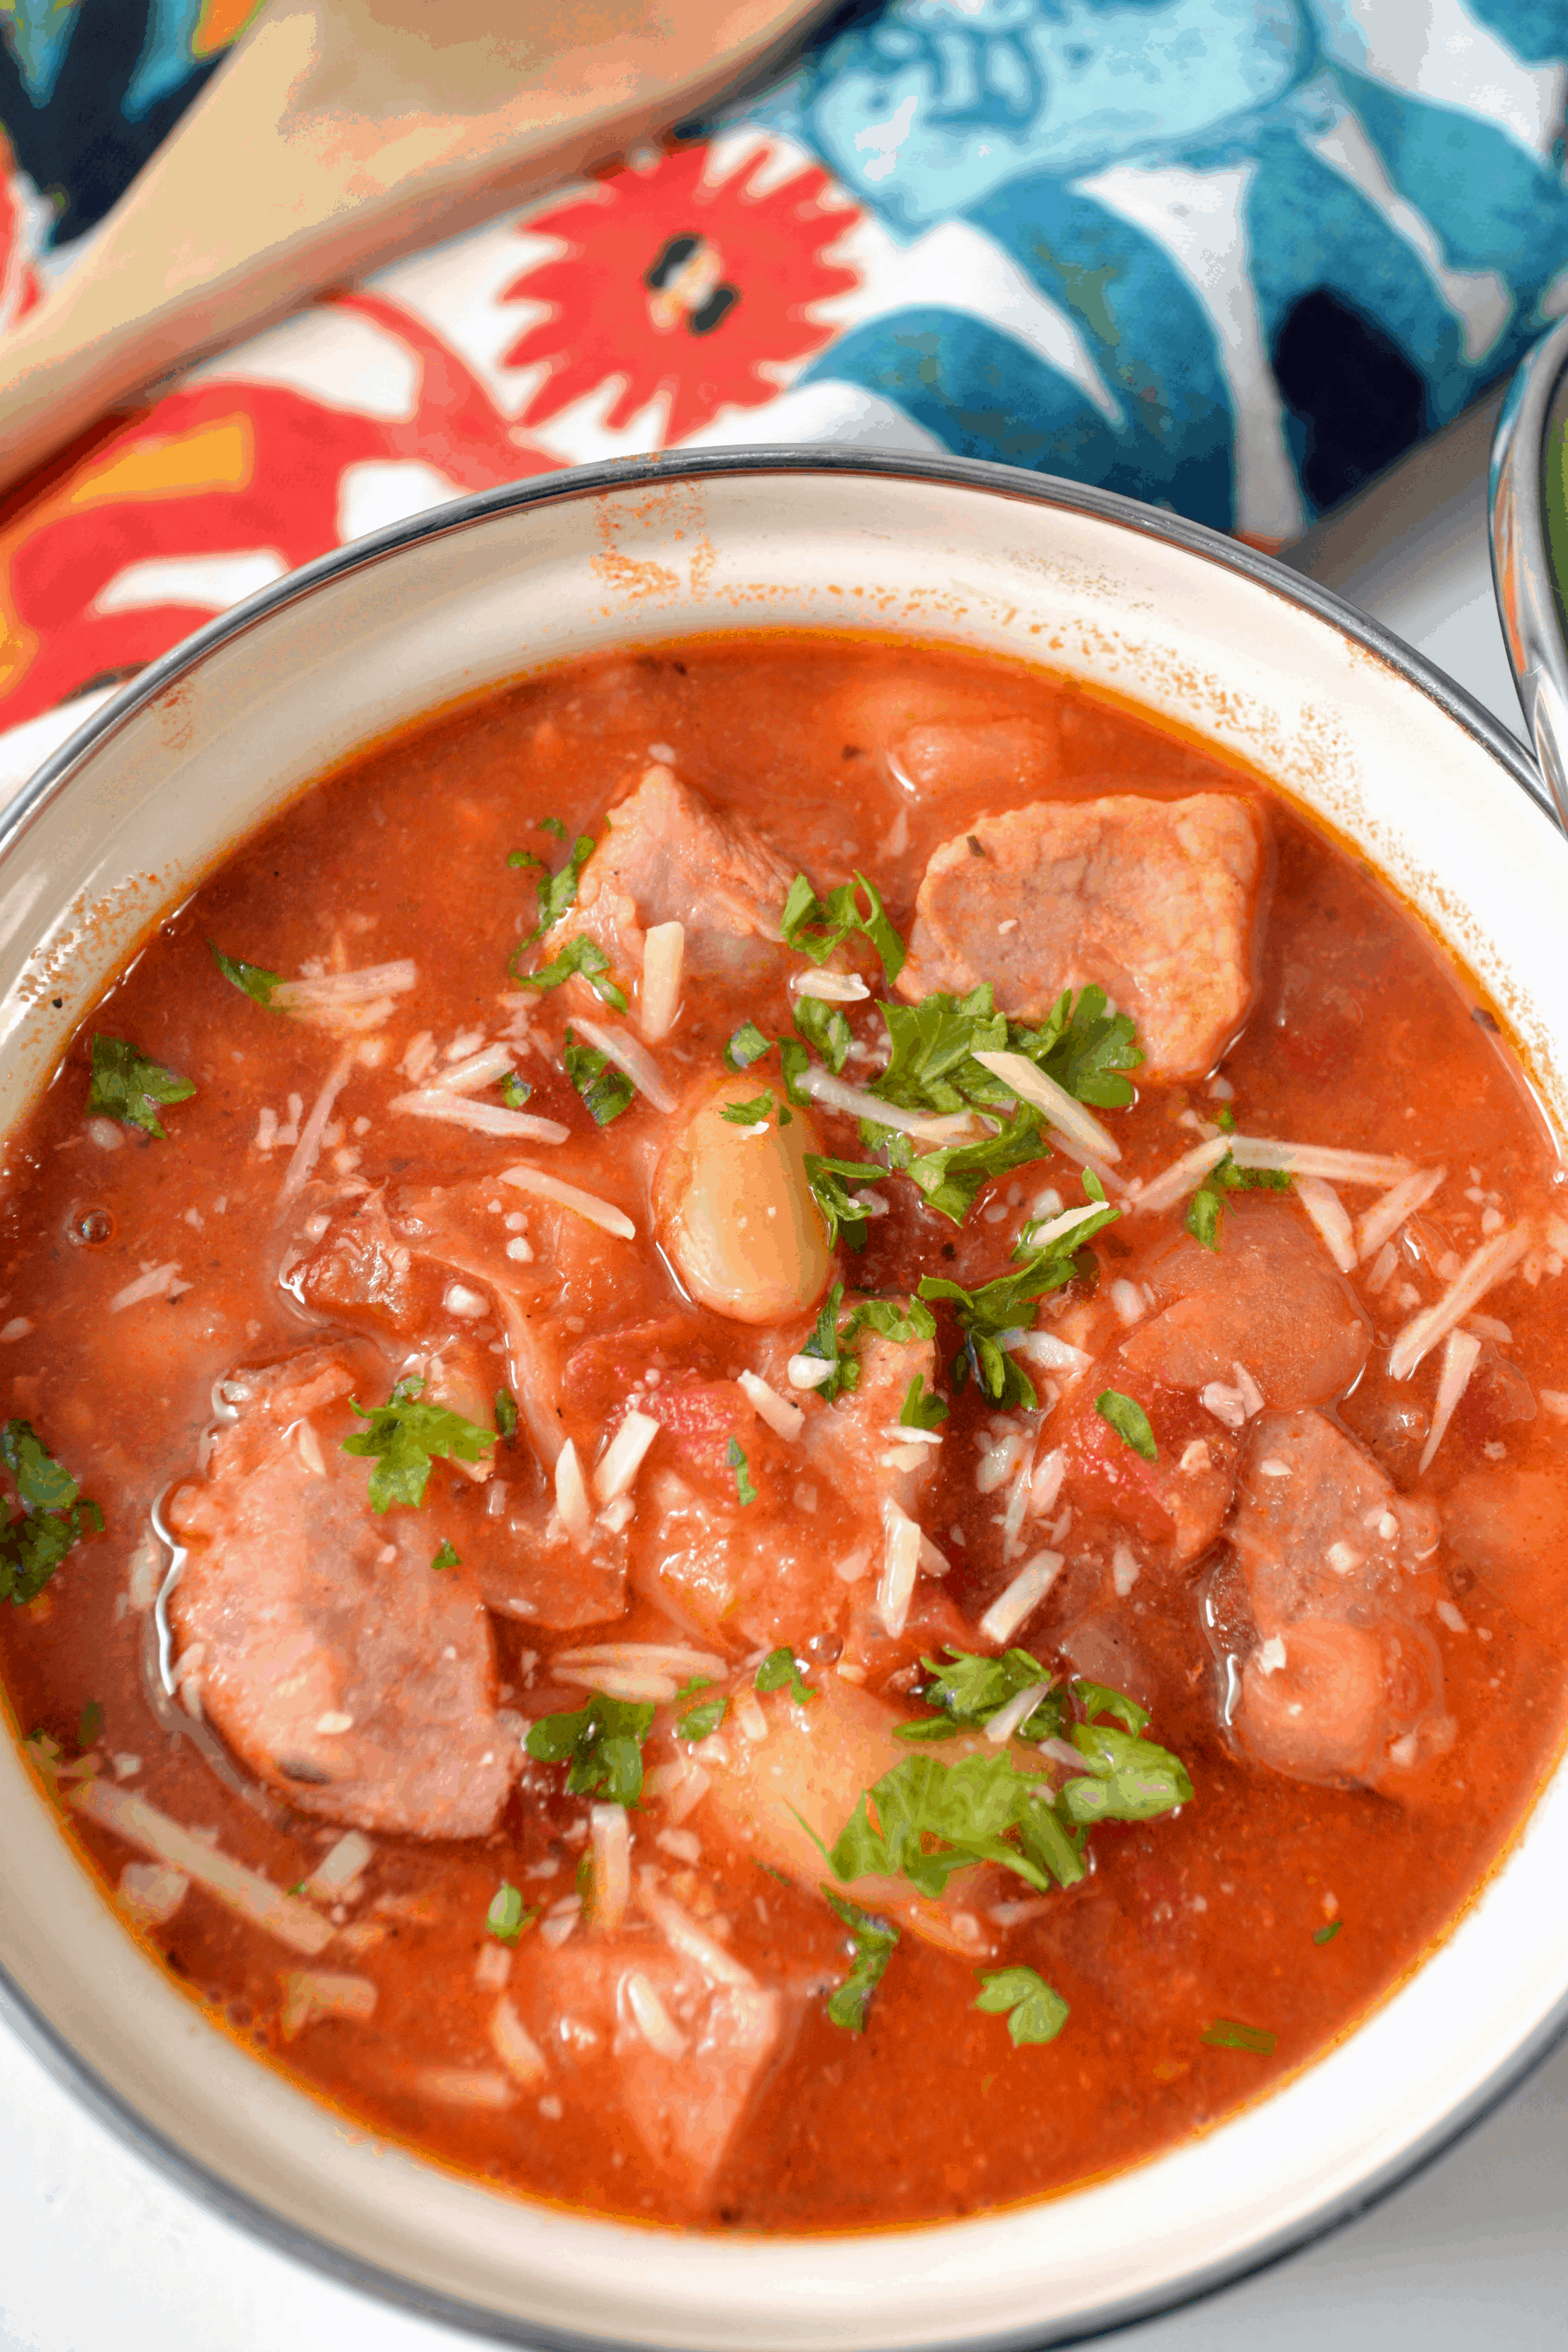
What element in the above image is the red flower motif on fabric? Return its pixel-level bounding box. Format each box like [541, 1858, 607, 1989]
[503, 141, 860, 447]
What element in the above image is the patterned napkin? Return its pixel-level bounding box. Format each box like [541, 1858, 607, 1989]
[0, 0, 1564, 756]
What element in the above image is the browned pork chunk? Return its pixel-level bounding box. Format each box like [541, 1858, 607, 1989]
[1048, 1202, 1372, 1584]
[1228, 1409, 1448, 1789]
[557, 763, 797, 980]
[1128, 1203, 1372, 1409]
[897, 792, 1266, 1081]
[165, 1350, 517, 1837]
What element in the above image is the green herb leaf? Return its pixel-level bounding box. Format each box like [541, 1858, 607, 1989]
[1072, 1679, 1149, 1736]
[803, 1155, 885, 1253]
[1095, 1389, 1157, 1462]
[793, 992, 852, 1074]
[1203, 2018, 1277, 2054]
[486, 1880, 537, 1944]
[493, 1389, 518, 1439]
[825, 1750, 1076, 1900]
[563, 1028, 636, 1126]
[727, 1437, 757, 1507]
[756, 1647, 816, 1704]
[520, 832, 595, 943]
[513, 933, 627, 1012]
[678, 1692, 729, 1741]
[824, 1889, 900, 2034]
[525, 1693, 656, 1805]
[1215, 1102, 1236, 1133]
[1009, 984, 1143, 1109]
[0, 1421, 103, 1606]
[430, 1540, 461, 1571]
[539, 816, 567, 837]
[722, 1020, 772, 1071]
[508, 847, 543, 871]
[873, 985, 1008, 1116]
[1185, 1182, 1225, 1253]
[498, 1072, 533, 1109]
[902, 1104, 1053, 1228]
[1314, 1920, 1343, 1945]
[721, 1089, 775, 1125]
[342, 1377, 495, 1511]
[1058, 1720, 1193, 1824]
[779, 871, 905, 984]
[800, 1283, 935, 1401]
[210, 943, 280, 1008]
[917, 1194, 1116, 1407]
[86, 1034, 196, 1140]
[902, 1646, 1062, 1744]
[899, 1373, 948, 1429]
[974, 1964, 1070, 2047]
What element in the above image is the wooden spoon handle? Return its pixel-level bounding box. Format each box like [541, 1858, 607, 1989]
[0, 0, 827, 500]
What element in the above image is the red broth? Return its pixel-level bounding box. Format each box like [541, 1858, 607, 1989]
[1, 634, 1564, 2232]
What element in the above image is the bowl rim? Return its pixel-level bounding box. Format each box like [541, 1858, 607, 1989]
[0, 443, 1562, 2351]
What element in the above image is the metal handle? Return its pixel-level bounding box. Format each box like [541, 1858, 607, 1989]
[1489, 312, 1568, 833]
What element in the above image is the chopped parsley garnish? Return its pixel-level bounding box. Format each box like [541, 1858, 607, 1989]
[1185, 1182, 1224, 1253]
[513, 934, 627, 1012]
[494, 1388, 518, 1440]
[918, 1180, 1116, 1406]
[539, 815, 566, 838]
[1021, 983, 1143, 1109]
[1203, 2019, 1277, 2054]
[1095, 1389, 1157, 1462]
[210, 943, 280, 1008]
[507, 848, 543, 871]
[900, 1373, 948, 1429]
[873, 983, 1006, 1116]
[824, 1890, 900, 2034]
[1185, 1151, 1293, 1252]
[520, 831, 594, 943]
[1215, 1102, 1236, 1133]
[78, 1699, 103, 1749]
[723, 1020, 772, 1070]
[793, 992, 851, 1074]
[677, 1691, 728, 1741]
[498, 1073, 533, 1109]
[486, 1881, 537, 1943]
[821, 1748, 1086, 1898]
[0, 1421, 103, 1606]
[822, 1684, 1190, 1903]
[525, 1693, 655, 1805]
[721, 1089, 776, 1125]
[1073, 1679, 1148, 1735]
[974, 1965, 1070, 2047]
[803, 1154, 885, 1251]
[756, 1646, 816, 1704]
[341, 1376, 495, 1510]
[86, 1034, 196, 1140]
[799, 1283, 936, 1404]
[727, 1437, 757, 1506]
[1314, 1920, 1343, 1946]
[870, 981, 1141, 1121]
[896, 1647, 1063, 1745]
[430, 1540, 461, 1571]
[780, 871, 905, 985]
[1056, 1718, 1193, 1824]
[563, 1028, 635, 1126]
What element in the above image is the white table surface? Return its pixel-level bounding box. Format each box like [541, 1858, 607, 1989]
[4, 405, 1564, 2352]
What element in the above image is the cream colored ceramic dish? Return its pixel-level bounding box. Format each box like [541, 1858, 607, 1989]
[1, 453, 1565, 2351]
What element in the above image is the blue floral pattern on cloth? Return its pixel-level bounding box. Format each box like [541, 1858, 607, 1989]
[735, 0, 1568, 536]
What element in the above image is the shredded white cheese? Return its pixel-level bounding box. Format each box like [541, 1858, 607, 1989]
[639, 921, 685, 1043]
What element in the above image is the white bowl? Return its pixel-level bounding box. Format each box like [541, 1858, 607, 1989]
[1, 454, 1564, 2351]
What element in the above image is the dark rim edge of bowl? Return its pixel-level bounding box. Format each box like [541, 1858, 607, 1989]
[0, 444, 1562, 2352]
